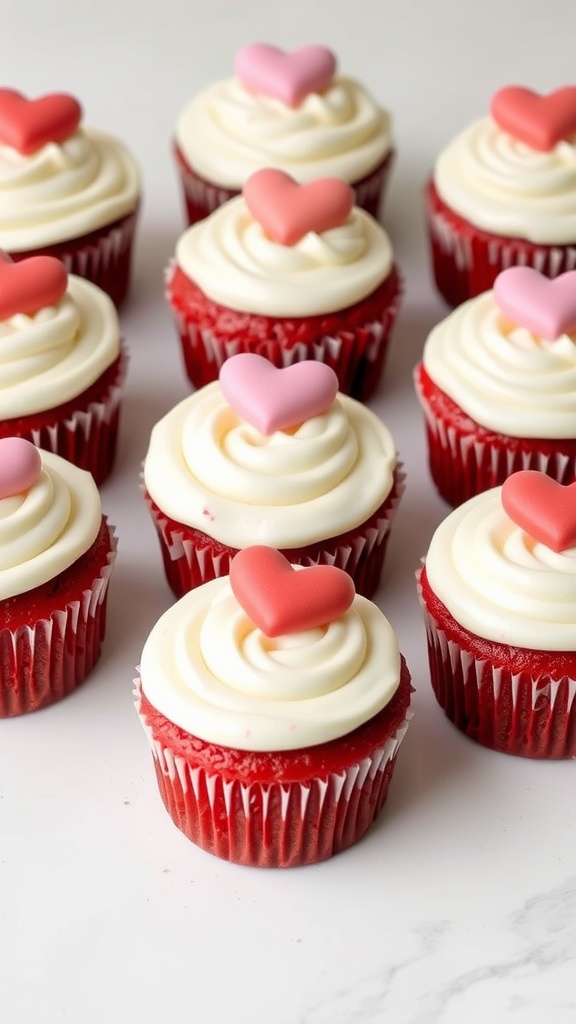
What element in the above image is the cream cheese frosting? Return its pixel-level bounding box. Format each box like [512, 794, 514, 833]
[175, 75, 391, 190]
[175, 196, 393, 316]
[0, 274, 120, 418]
[422, 290, 576, 438]
[425, 486, 576, 650]
[140, 574, 401, 751]
[0, 448, 101, 600]
[434, 115, 576, 244]
[0, 127, 140, 251]
[144, 382, 397, 548]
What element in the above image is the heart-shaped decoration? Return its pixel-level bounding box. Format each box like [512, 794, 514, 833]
[502, 471, 576, 552]
[243, 168, 354, 246]
[0, 437, 42, 500]
[219, 354, 339, 434]
[234, 43, 336, 107]
[494, 267, 576, 340]
[490, 86, 576, 151]
[0, 252, 68, 319]
[230, 546, 356, 637]
[0, 89, 82, 155]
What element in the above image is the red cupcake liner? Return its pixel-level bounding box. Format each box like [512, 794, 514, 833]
[0, 519, 117, 717]
[135, 658, 413, 867]
[0, 347, 128, 487]
[8, 206, 139, 308]
[415, 363, 576, 507]
[173, 143, 395, 226]
[143, 465, 404, 601]
[166, 261, 403, 400]
[425, 179, 576, 308]
[418, 566, 576, 759]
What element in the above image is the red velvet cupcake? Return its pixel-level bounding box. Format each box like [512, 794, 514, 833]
[166, 168, 402, 400]
[415, 267, 576, 506]
[0, 439, 116, 717]
[173, 43, 394, 226]
[426, 85, 576, 308]
[0, 252, 127, 485]
[136, 546, 413, 867]
[0, 88, 140, 306]
[418, 472, 576, 758]
[143, 355, 404, 600]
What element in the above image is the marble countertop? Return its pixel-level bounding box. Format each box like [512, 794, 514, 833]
[1, 2, 575, 1022]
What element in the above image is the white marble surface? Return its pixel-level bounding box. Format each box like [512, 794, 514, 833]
[1, 2, 576, 1022]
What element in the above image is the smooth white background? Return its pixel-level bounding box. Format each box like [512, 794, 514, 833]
[1, 3, 576, 1022]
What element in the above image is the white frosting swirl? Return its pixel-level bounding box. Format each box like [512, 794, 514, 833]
[0, 275, 120, 417]
[144, 383, 397, 548]
[175, 196, 393, 316]
[140, 574, 400, 751]
[0, 449, 101, 600]
[434, 116, 576, 243]
[425, 487, 576, 650]
[422, 290, 576, 438]
[175, 75, 391, 189]
[0, 128, 140, 251]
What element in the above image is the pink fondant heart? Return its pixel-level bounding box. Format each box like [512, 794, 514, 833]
[502, 471, 576, 552]
[490, 86, 576, 151]
[0, 437, 42, 500]
[230, 546, 355, 637]
[0, 252, 68, 319]
[219, 354, 339, 434]
[0, 89, 82, 155]
[493, 267, 576, 341]
[243, 168, 354, 246]
[234, 43, 336, 107]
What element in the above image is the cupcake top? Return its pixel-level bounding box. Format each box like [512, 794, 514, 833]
[422, 267, 576, 439]
[174, 168, 393, 316]
[433, 85, 576, 243]
[144, 354, 398, 548]
[424, 471, 576, 651]
[175, 43, 391, 189]
[139, 546, 401, 751]
[0, 437, 102, 600]
[0, 253, 120, 417]
[0, 88, 140, 251]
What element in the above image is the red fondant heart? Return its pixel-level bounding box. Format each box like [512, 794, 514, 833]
[0, 252, 68, 319]
[490, 86, 576, 151]
[243, 168, 354, 246]
[230, 546, 356, 637]
[502, 471, 576, 552]
[0, 89, 82, 155]
[234, 43, 337, 107]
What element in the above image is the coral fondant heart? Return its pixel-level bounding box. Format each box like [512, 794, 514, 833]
[230, 546, 355, 637]
[0, 437, 42, 500]
[234, 43, 336, 107]
[0, 252, 68, 319]
[494, 267, 576, 341]
[502, 471, 576, 552]
[490, 86, 576, 151]
[243, 168, 354, 246]
[0, 89, 82, 155]
[219, 354, 339, 434]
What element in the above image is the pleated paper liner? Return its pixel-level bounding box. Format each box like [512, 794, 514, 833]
[135, 659, 413, 867]
[425, 179, 576, 309]
[143, 464, 405, 600]
[165, 260, 403, 401]
[418, 566, 576, 759]
[415, 363, 576, 507]
[0, 347, 128, 487]
[0, 519, 117, 717]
